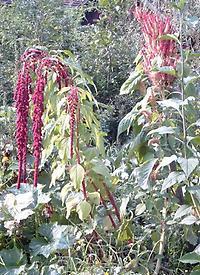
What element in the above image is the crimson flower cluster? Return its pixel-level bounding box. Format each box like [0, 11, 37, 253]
[67, 86, 79, 160]
[15, 48, 73, 188]
[134, 7, 178, 88]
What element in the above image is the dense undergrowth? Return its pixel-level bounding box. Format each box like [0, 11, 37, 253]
[0, 0, 200, 275]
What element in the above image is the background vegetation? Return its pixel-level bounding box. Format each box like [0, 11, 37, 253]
[0, 0, 200, 274]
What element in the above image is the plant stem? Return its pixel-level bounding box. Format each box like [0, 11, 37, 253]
[102, 181, 121, 223]
[153, 200, 167, 275]
[179, 10, 200, 219]
[179, 11, 187, 159]
[91, 182, 117, 228]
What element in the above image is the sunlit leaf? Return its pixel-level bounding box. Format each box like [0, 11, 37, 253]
[76, 201, 91, 221]
[135, 203, 146, 216]
[180, 252, 200, 264]
[135, 158, 158, 190]
[178, 157, 199, 178]
[69, 164, 85, 190]
[162, 172, 186, 191]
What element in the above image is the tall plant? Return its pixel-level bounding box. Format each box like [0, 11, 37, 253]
[14, 47, 120, 229]
[119, 3, 200, 274]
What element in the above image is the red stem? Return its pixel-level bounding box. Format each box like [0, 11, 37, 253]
[102, 181, 121, 223]
[91, 182, 117, 228]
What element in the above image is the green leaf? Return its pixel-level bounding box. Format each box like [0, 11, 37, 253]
[174, 205, 192, 220]
[135, 158, 158, 190]
[0, 266, 26, 275]
[50, 164, 66, 186]
[152, 66, 176, 76]
[191, 270, 200, 275]
[120, 70, 143, 95]
[179, 252, 200, 264]
[147, 126, 176, 136]
[176, 0, 186, 10]
[157, 155, 177, 170]
[120, 197, 129, 219]
[76, 201, 91, 221]
[135, 203, 146, 216]
[88, 192, 100, 205]
[158, 99, 182, 113]
[30, 224, 82, 258]
[187, 136, 200, 146]
[69, 164, 85, 190]
[158, 34, 180, 44]
[161, 172, 186, 191]
[65, 192, 83, 219]
[178, 158, 199, 178]
[180, 215, 197, 225]
[117, 219, 134, 245]
[0, 247, 25, 267]
[117, 109, 137, 138]
[91, 159, 110, 179]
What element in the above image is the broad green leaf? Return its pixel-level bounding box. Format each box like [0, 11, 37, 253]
[91, 159, 110, 179]
[180, 215, 197, 225]
[0, 247, 25, 267]
[88, 192, 100, 205]
[65, 192, 83, 218]
[117, 109, 137, 138]
[180, 252, 200, 264]
[158, 99, 182, 113]
[147, 126, 176, 136]
[174, 205, 192, 220]
[50, 164, 66, 186]
[69, 164, 85, 190]
[120, 70, 143, 95]
[135, 203, 146, 216]
[77, 201, 91, 221]
[84, 147, 99, 161]
[30, 224, 81, 258]
[117, 219, 134, 245]
[15, 209, 34, 222]
[157, 155, 177, 170]
[178, 158, 199, 178]
[187, 136, 200, 146]
[135, 158, 158, 190]
[162, 172, 186, 191]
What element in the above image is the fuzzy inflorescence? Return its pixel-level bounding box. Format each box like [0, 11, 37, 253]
[134, 7, 178, 88]
[15, 48, 72, 188]
[67, 86, 79, 160]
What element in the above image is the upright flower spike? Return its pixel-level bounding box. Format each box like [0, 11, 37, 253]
[67, 86, 79, 159]
[134, 7, 178, 88]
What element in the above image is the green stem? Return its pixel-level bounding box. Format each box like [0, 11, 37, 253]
[153, 199, 167, 275]
[179, 11, 200, 219]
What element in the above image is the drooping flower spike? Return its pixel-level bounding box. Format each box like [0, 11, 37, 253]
[67, 86, 79, 160]
[14, 48, 73, 188]
[134, 7, 178, 88]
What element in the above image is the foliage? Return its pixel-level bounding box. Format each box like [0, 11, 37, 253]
[0, 0, 200, 275]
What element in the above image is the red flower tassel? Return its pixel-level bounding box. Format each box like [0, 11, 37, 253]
[67, 86, 79, 159]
